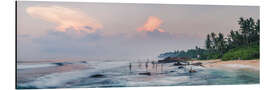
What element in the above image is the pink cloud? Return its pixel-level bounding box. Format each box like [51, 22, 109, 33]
[137, 16, 165, 32]
[26, 6, 103, 33]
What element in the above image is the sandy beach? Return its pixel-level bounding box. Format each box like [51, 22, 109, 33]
[192, 59, 260, 71]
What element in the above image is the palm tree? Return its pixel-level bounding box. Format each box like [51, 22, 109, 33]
[238, 17, 249, 45]
[206, 34, 211, 50]
[255, 19, 260, 44]
[210, 32, 217, 51]
[217, 32, 226, 55]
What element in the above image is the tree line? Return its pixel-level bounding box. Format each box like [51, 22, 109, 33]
[159, 17, 260, 60]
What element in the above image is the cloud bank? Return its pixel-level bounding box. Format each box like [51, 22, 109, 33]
[26, 6, 103, 33]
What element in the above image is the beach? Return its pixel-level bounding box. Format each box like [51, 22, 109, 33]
[192, 59, 259, 71]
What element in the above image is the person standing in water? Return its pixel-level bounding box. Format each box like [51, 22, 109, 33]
[161, 63, 163, 73]
[155, 63, 158, 72]
[151, 61, 155, 68]
[129, 62, 132, 73]
[138, 61, 142, 68]
[145, 60, 149, 72]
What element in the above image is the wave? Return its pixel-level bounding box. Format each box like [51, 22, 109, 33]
[17, 61, 86, 70]
[17, 64, 58, 70]
[18, 61, 129, 88]
[52, 62, 73, 66]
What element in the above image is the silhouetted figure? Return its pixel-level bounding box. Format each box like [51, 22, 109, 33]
[138, 61, 142, 68]
[129, 63, 132, 73]
[145, 61, 149, 72]
[155, 63, 158, 72]
[161, 63, 163, 72]
[152, 61, 155, 68]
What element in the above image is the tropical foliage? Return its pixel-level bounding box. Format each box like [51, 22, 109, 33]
[159, 17, 260, 61]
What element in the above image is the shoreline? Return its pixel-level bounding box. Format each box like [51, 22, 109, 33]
[192, 59, 259, 71]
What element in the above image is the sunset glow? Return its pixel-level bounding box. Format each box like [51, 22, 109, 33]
[17, 2, 260, 88]
[137, 16, 164, 32]
[26, 6, 103, 33]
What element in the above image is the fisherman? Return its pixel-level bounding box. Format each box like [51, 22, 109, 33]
[139, 62, 142, 68]
[129, 62, 132, 73]
[145, 61, 149, 72]
[155, 63, 158, 72]
[161, 63, 163, 72]
[151, 61, 155, 68]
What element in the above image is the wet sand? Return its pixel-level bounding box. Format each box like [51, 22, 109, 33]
[192, 59, 259, 71]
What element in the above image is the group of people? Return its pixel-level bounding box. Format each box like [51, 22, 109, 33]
[129, 60, 163, 73]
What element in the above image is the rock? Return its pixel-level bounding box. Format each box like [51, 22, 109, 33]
[139, 72, 151, 76]
[81, 61, 87, 63]
[189, 69, 197, 73]
[170, 71, 175, 72]
[173, 62, 183, 66]
[178, 66, 184, 69]
[174, 62, 188, 66]
[52, 62, 72, 66]
[191, 62, 202, 66]
[158, 57, 191, 63]
[90, 74, 105, 78]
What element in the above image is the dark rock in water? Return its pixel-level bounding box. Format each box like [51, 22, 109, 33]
[173, 62, 183, 66]
[189, 69, 197, 73]
[53, 62, 65, 66]
[158, 57, 191, 63]
[191, 62, 203, 66]
[81, 61, 87, 63]
[52, 62, 72, 66]
[170, 71, 175, 72]
[90, 74, 105, 78]
[173, 62, 188, 66]
[178, 66, 184, 69]
[139, 72, 151, 76]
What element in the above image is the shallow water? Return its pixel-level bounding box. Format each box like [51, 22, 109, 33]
[16, 59, 259, 89]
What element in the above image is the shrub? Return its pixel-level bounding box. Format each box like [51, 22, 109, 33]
[221, 45, 259, 61]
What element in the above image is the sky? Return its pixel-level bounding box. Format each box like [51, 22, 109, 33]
[17, 1, 259, 60]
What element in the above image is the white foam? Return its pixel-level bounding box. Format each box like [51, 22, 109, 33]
[224, 64, 259, 70]
[20, 69, 93, 88]
[126, 75, 190, 86]
[19, 61, 129, 88]
[17, 64, 58, 69]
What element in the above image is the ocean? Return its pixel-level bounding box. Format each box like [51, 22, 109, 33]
[16, 59, 259, 89]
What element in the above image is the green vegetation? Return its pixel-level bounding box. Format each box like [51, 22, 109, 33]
[222, 44, 259, 60]
[159, 17, 260, 61]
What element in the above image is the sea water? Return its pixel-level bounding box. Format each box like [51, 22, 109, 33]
[16, 59, 259, 89]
